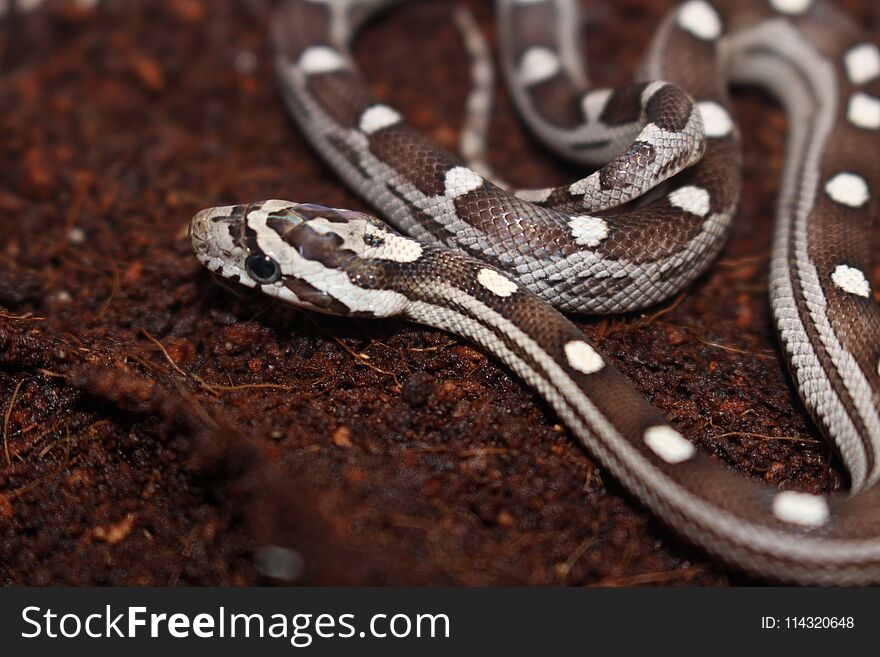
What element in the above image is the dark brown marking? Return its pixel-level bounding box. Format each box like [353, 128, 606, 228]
[645, 84, 693, 132]
[266, 215, 294, 240]
[368, 124, 463, 197]
[284, 276, 351, 315]
[243, 222, 260, 255]
[284, 224, 355, 271]
[600, 83, 648, 126]
[528, 76, 585, 129]
[218, 205, 251, 250]
[508, 1, 560, 59]
[305, 71, 374, 130]
[599, 141, 657, 191]
[294, 204, 356, 224]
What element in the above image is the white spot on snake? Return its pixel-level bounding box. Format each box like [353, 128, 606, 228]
[564, 340, 604, 375]
[697, 101, 733, 137]
[364, 226, 423, 263]
[359, 105, 402, 135]
[444, 166, 484, 199]
[460, 130, 483, 161]
[644, 426, 695, 464]
[477, 268, 518, 297]
[847, 93, 880, 130]
[772, 491, 829, 527]
[568, 215, 609, 247]
[769, 0, 812, 14]
[668, 185, 711, 217]
[515, 187, 554, 203]
[844, 44, 880, 85]
[298, 46, 347, 75]
[677, 1, 722, 41]
[234, 51, 258, 75]
[581, 89, 612, 123]
[518, 47, 560, 86]
[471, 59, 493, 90]
[825, 172, 869, 207]
[68, 227, 86, 245]
[830, 264, 871, 298]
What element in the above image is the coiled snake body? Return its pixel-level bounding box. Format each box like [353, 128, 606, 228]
[190, 0, 880, 584]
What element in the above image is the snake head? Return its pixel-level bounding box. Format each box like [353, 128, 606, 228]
[190, 199, 414, 317]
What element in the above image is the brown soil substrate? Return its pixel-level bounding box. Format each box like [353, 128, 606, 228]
[1, 0, 878, 586]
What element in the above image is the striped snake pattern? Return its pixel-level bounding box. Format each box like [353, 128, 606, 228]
[190, 0, 880, 584]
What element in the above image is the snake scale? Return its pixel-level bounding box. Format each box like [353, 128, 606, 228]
[190, 0, 880, 584]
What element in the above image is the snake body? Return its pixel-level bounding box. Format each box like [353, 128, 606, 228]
[190, 0, 880, 583]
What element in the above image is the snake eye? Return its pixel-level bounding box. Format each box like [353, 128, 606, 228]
[245, 254, 282, 284]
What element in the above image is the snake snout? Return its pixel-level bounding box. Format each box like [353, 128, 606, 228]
[189, 204, 242, 256]
[188, 208, 212, 253]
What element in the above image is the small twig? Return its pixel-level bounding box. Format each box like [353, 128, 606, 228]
[3, 380, 24, 466]
[713, 430, 819, 444]
[97, 261, 120, 319]
[142, 330, 190, 379]
[142, 330, 221, 395]
[0, 311, 43, 321]
[408, 339, 458, 353]
[697, 338, 776, 361]
[64, 424, 73, 468]
[206, 382, 298, 393]
[246, 299, 280, 324]
[298, 375, 340, 400]
[8, 478, 45, 500]
[594, 316, 636, 340]
[715, 253, 769, 268]
[332, 336, 402, 390]
[5, 416, 69, 461]
[590, 565, 705, 587]
[556, 538, 597, 585]
[458, 447, 510, 457]
[37, 368, 67, 379]
[143, 332, 298, 396]
[642, 291, 687, 326]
